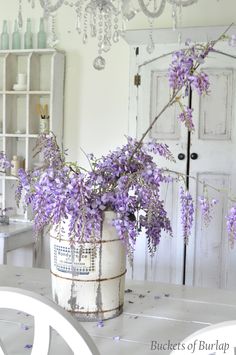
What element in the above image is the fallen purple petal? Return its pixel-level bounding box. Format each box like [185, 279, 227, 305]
[24, 344, 32, 349]
[21, 324, 29, 330]
[97, 320, 104, 328]
[113, 336, 121, 341]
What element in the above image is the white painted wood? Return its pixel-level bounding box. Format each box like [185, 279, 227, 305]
[32, 317, 50, 355]
[0, 286, 100, 355]
[0, 49, 64, 267]
[0, 239, 6, 264]
[171, 320, 236, 355]
[50, 211, 126, 320]
[0, 222, 39, 266]
[128, 42, 188, 284]
[0, 265, 236, 354]
[127, 27, 236, 289]
[125, 25, 236, 46]
[0, 49, 65, 222]
[186, 44, 236, 290]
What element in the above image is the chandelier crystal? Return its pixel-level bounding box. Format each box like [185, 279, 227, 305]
[25, 0, 198, 69]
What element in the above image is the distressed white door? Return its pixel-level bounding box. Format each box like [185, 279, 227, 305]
[186, 43, 236, 289]
[126, 27, 236, 289]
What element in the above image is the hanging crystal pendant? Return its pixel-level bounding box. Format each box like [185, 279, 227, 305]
[93, 10, 106, 70]
[83, 32, 88, 44]
[119, 18, 126, 38]
[90, 24, 96, 37]
[47, 14, 59, 47]
[146, 19, 155, 54]
[18, 0, 23, 29]
[113, 14, 119, 43]
[93, 56, 106, 70]
[102, 36, 111, 52]
[83, 12, 88, 43]
[113, 31, 119, 43]
[76, 15, 81, 34]
[146, 36, 155, 54]
[90, 13, 97, 37]
[178, 32, 182, 45]
[172, 3, 177, 30]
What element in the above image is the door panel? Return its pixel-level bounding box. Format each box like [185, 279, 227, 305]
[187, 46, 236, 289]
[150, 71, 181, 140]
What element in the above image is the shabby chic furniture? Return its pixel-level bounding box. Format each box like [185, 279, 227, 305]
[0, 265, 236, 354]
[0, 222, 39, 265]
[0, 286, 99, 355]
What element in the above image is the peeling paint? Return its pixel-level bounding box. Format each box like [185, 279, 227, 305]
[95, 234, 103, 317]
[68, 246, 78, 311]
[51, 211, 126, 321]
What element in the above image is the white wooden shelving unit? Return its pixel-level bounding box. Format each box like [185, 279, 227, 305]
[0, 49, 65, 223]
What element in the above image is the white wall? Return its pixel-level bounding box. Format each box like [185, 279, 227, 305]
[0, 0, 235, 267]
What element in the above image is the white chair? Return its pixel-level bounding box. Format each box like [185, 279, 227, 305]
[0, 287, 100, 355]
[170, 320, 236, 355]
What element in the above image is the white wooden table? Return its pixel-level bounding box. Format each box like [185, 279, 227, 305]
[0, 265, 236, 354]
[0, 222, 41, 266]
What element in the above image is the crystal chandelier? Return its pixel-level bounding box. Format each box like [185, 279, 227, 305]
[24, 0, 198, 69]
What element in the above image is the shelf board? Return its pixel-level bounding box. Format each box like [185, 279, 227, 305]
[5, 134, 27, 137]
[9, 215, 30, 223]
[4, 134, 39, 138]
[1, 91, 51, 95]
[0, 48, 65, 55]
[0, 175, 18, 180]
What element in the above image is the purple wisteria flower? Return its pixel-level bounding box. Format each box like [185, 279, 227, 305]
[189, 71, 210, 96]
[226, 205, 236, 247]
[228, 34, 236, 47]
[178, 107, 194, 131]
[168, 44, 211, 96]
[198, 196, 218, 227]
[0, 151, 11, 171]
[179, 187, 194, 244]
[16, 133, 173, 257]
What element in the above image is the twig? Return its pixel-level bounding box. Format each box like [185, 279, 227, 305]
[163, 168, 236, 203]
[129, 24, 234, 163]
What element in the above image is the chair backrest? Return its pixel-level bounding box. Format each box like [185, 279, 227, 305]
[170, 320, 236, 355]
[0, 287, 100, 355]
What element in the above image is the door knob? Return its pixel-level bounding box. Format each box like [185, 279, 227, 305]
[178, 153, 185, 160]
[190, 153, 198, 160]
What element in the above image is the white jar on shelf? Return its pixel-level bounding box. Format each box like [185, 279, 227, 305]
[39, 117, 49, 133]
[10, 155, 21, 176]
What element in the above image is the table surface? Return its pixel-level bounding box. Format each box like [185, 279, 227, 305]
[0, 265, 236, 355]
[0, 222, 33, 238]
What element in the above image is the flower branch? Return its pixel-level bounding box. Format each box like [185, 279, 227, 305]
[1, 25, 236, 258]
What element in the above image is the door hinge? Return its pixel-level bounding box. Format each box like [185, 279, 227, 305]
[134, 74, 141, 87]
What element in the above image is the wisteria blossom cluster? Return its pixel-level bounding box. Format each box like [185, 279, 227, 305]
[168, 40, 211, 131]
[226, 205, 236, 247]
[16, 134, 176, 256]
[198, 196, 218, 227]
[0, 151, 11, 172]
[179, 187, 194, 245]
